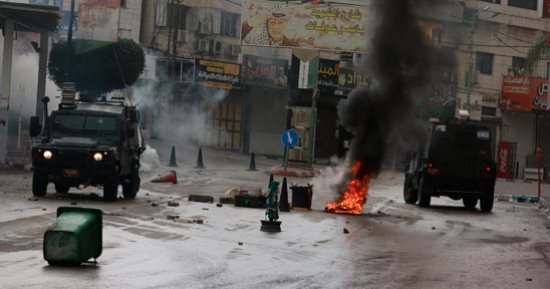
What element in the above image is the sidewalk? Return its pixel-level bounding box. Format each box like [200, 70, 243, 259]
[495, 178, 550, 209]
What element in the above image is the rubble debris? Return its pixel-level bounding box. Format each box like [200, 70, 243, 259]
[238, 242, 243, 246]
[167, 201, 180, 207]
[188, 194, 214, 203]
[28, 197, 39, 201]
[526, 278, 533, 282]
[166, 215, 179, 220]
[343, 228, 350, 234]
[219, 197, 235, 204]
[512, 195, 539, 203]
[202, 208, 209, 211]
[432, 227, 436, 230]
[151, 202, 159, 207]
[216, 203, 223, 207]
[196, 219, 204, 224]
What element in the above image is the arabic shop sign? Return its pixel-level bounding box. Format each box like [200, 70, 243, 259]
[241, 0, 369, 51]
[194, 59, 241, 90]
[501, 76, 534, 112]
[241, 54, 289, 88]
[317, 59, 340, 88]
[338, 66, 368, 93]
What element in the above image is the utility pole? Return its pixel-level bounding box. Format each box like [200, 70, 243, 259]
[64, 0, 76, 82]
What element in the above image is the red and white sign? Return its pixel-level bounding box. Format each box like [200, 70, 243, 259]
[497, 141, 516, 179]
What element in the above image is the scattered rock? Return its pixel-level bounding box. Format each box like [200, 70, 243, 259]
[70, 201, 77, 205]
[28, 197, 39, 201]
[122, 207, 127, 210]
[526, 278, 532, 282]
[189, 194, 215, 203]
[42, 208, 47, 211]
[167, 201, 180, 207]
[146, 193, 150, 196]
[432, 227, 436, 230]
[196, 219, 204, 224]
[238, 242, 243, 246]
[216, 203, 223, 207]
[202, 208, 209, 211]
[345, 221, 350, 224]
[147, 199, 151, 203]
[151, 202, 159, 207]
[219, 197, 235, 204]
[343, 228, 349, 234]
[166, 215, 179, 220]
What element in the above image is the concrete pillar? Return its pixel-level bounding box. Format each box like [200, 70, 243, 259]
[36, 31, 49, 121]
[0, 19, 15, 165]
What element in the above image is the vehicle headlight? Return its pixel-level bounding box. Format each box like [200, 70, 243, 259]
[43, 150, 53, 160]
[93, 152, 103, 161]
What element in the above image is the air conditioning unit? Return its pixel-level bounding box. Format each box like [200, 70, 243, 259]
[177, 29, 191, 43]
[199, 22, 212, 34]
[197, 39, 210, 52]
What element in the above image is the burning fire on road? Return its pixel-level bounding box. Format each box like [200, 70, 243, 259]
[325, 161, 370, 215]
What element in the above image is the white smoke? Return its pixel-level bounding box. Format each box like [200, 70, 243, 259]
[140, 144, 161, 172]
[310, 156, 352, 207]
[130, 53, 230, 146]
[2, 35, 60, 118]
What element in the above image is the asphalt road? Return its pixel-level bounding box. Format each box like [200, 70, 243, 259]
[1, 158, 549, 289]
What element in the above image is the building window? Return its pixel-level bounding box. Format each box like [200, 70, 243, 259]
[482, 106, 497, 116]
[481, 0, 501, 3]
[220, 12, 240, 37]
[168, 4, 187, 29]
[508, 0, 537, 10]
[155, 58, 194, 82]
[476, 52, 493, 75]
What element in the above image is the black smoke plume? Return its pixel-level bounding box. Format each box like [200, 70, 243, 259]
[338, 0, 448, 180]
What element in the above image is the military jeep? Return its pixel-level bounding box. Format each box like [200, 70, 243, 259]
[403, 120, 496, 212]
[29, 93, 145, 201]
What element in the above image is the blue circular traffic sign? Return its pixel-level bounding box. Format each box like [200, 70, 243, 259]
[282, 129, 299, 147]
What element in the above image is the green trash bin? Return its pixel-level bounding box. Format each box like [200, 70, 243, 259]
[43, 207, 103, 265]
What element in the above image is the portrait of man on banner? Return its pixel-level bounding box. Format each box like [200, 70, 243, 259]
[241, 4, 298, 47]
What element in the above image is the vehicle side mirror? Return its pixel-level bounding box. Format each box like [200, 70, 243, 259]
[127, 128, 135, 138]
[29, 116, 41, 137]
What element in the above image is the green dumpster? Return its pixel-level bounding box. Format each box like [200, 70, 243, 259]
[43, 207, 103, 265]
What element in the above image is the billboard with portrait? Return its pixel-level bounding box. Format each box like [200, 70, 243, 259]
[241, 55, 289, 88]
[241, 0, 369, 51]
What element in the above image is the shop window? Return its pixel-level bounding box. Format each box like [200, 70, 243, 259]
[508, 0, 537, 10]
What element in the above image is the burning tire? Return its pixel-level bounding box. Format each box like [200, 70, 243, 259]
[32, 173, 48, 197]
[403, 174, 418, 204]
[462, 196, 478, 210]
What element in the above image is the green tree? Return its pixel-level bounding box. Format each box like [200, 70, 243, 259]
[48, 38, 145, 98]
[525, 36, 549, 76]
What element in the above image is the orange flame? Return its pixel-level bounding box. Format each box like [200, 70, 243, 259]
[325, 161, 370, 215]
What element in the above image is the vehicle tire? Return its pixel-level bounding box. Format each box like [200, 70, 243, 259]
[103, 181, 118, 202]
[462, 196, 478, 210]
[403, 174, 418, 204]
[122, 171, 139, 200]
[32, 173, 48, 197]
[54, 182, 70, 194]
[418, 177, 431, 207]
[480, 185, 495, 213]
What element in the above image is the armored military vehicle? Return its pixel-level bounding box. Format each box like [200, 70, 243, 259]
[29, 85, 145, 201]
[403, 120, 496, 212]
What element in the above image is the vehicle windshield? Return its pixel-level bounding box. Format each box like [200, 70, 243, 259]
[50, 113, 120, 144]
[429, 124, 491, 160]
